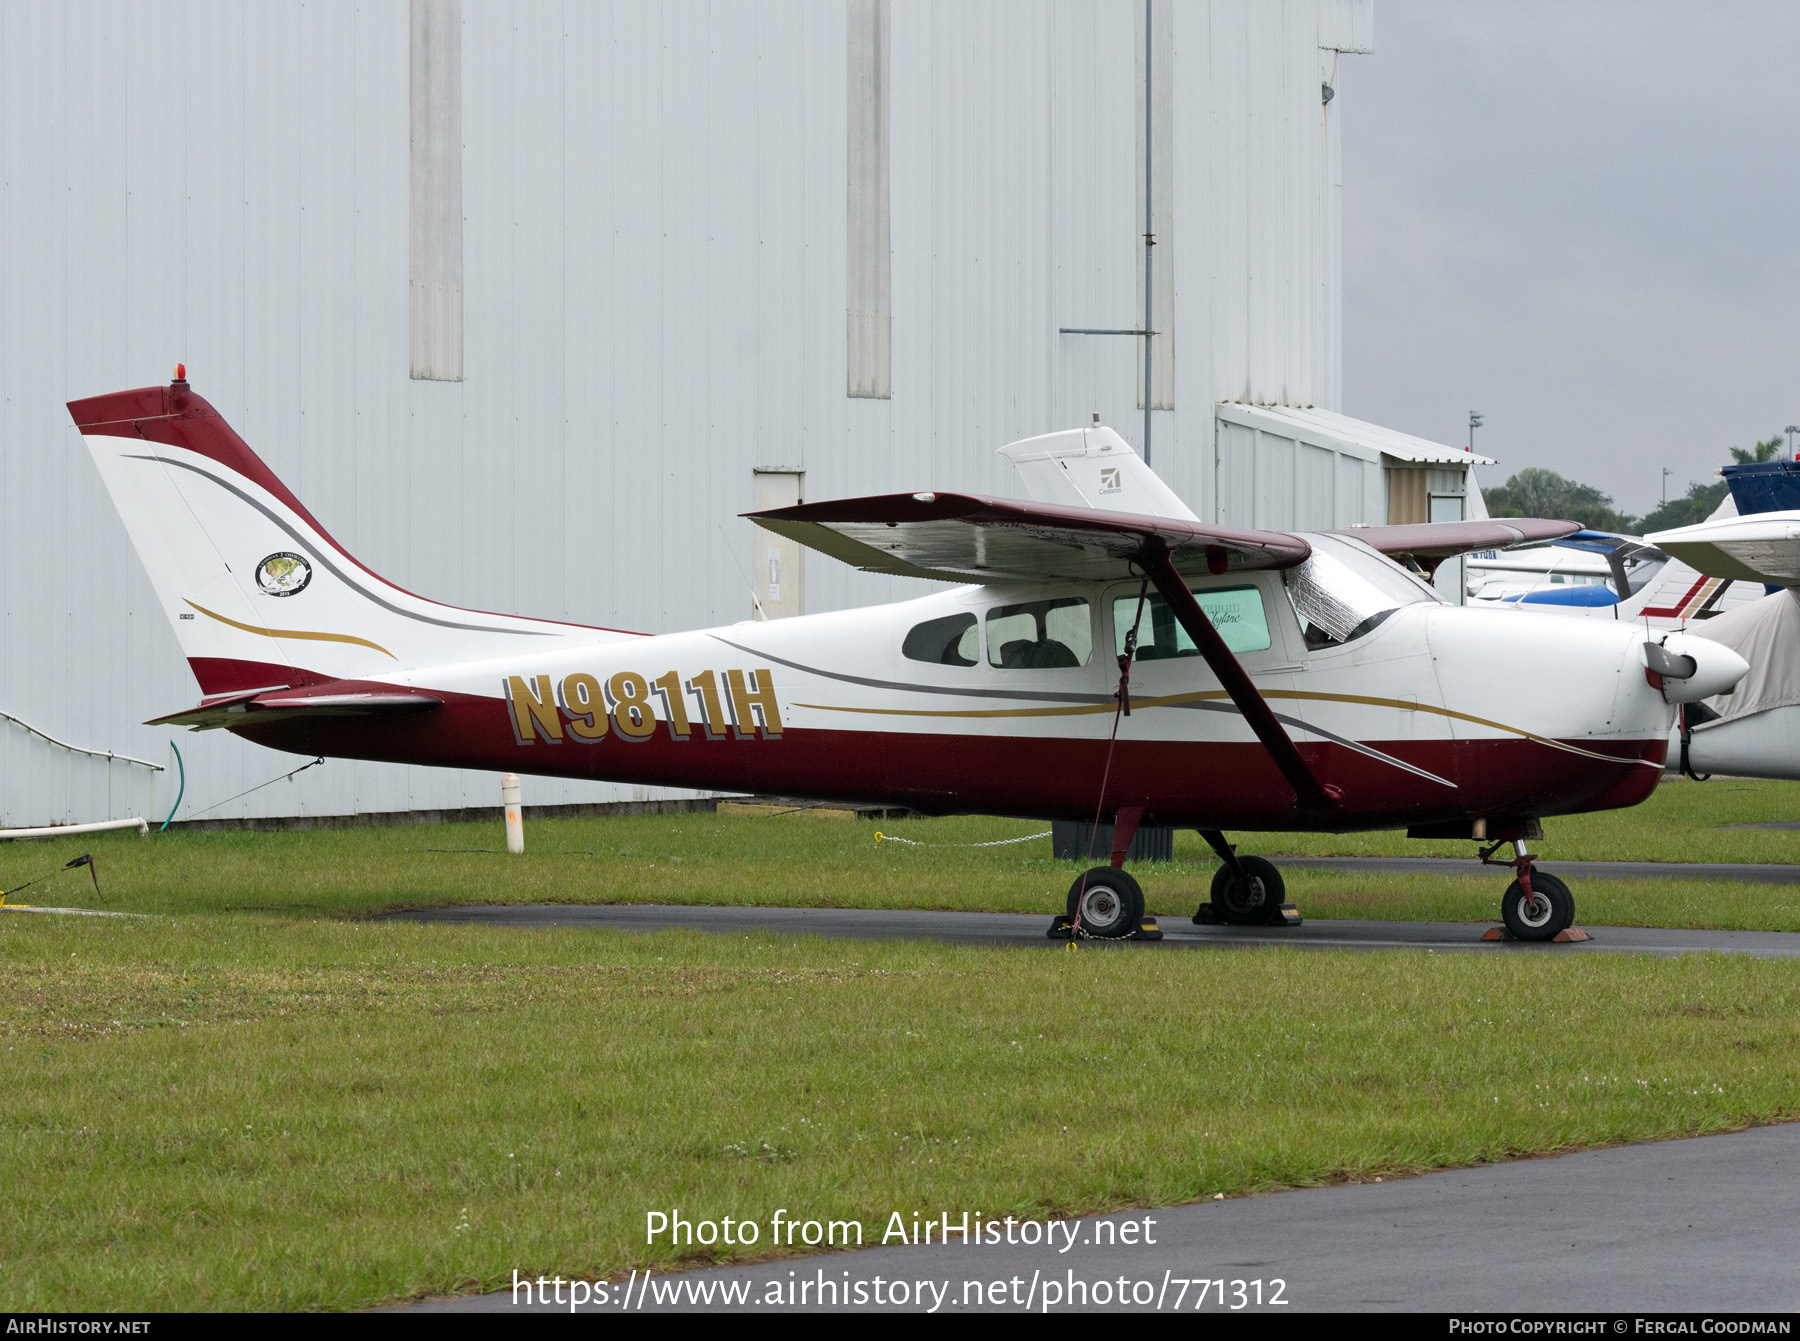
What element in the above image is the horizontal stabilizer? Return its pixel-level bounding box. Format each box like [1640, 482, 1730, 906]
[996, 426, 1199, 521]
[148, 685, 442, 732]
[1341, 519, 1580, 562]
[746, 492, 1310, 583]
[1646, 511, 1800, 586]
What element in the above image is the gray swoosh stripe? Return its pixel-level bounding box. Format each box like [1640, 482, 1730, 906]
[125, 454, 555, 637]
[713, 635, 1457, 788]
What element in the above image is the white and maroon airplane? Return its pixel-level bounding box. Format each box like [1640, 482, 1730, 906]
[66, 372, 1748, 942]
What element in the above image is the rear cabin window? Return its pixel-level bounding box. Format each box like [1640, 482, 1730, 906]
[986, 597, 1092, 668]
[902, 613, 978, 667]
[1113, 585, 1272, 659]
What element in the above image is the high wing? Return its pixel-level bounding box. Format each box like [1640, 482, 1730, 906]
[1647, 511, 1800, 586]
[746, 491, 1310, 583]
[148, 682, 443, 732]
[1340, 519, 1581, 564]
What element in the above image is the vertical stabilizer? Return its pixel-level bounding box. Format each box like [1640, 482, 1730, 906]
[68, 375, 633, 696]
[1722, 461, 1800, 517]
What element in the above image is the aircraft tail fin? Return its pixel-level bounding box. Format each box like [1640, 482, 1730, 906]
[68, 374, 624, 697]
[997, 425, 1200, 522]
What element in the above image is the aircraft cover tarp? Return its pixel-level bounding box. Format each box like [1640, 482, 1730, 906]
[1691, 589, 1800, 725]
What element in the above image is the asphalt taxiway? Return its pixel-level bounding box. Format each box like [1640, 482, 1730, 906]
[1284, 855, 1800, 883]
[411, 1121, 1800, 1312]
[381, 901, 1800, 957]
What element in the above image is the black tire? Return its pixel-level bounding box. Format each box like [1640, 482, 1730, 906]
[1210, 855, 1287, 925]
[1500, 869, 1574, 941]
[1066, 867, 1145, 939]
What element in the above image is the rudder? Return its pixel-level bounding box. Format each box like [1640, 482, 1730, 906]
[69, 371, 620, 697]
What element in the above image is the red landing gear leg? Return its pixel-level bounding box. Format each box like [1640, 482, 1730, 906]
[1110, 805, 1145, 867]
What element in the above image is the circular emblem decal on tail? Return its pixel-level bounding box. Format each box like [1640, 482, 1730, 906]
[256, 552, 313, 597]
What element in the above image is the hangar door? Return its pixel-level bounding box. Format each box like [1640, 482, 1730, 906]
[752, 469, 805, 619]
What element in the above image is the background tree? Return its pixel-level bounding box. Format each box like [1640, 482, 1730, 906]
[1636, 435, 1785, 532]
[1636, 479, 1727, 534]
[1483, 467, 1635, 533]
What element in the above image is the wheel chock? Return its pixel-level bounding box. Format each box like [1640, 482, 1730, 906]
[1480, 926, 1593, 943]
[1045, 915, 1163, 941]
[1191, 904, 1302, 927]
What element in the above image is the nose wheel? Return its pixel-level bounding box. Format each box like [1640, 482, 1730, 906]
[1481, 837, 1578, 942]
[1501, 869, 1574, 941]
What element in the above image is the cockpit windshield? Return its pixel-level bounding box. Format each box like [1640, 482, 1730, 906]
[1284, 532, 1443, 648]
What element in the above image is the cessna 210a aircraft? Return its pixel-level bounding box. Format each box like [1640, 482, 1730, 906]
[67, 373, 1749, 942]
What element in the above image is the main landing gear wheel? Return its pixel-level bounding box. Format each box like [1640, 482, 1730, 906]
[1210, 855, 1287, 925]
[1066, 868, 1145, 939]
[1501, 869, 1574, 942]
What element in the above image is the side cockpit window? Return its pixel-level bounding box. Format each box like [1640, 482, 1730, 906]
[1113, 586, 1271, 659]
[986, 597, 1092, 669]
[902, 612, 979, 667]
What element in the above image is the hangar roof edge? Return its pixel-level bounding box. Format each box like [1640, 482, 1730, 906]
[1215, 401, 1496, 467]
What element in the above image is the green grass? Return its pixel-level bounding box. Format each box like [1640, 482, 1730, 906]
[6, 913, 1800, 1310]
[6, 778, 1800, 1310]
[3, 776, 1799, 929]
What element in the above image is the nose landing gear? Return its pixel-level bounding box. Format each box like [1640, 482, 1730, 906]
[1481, 837, 1581, 942]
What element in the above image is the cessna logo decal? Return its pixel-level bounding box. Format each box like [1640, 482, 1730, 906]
[256, 551, 313, 597]
[505, 668, 783, 745]
[1098, 466, 1122, 495]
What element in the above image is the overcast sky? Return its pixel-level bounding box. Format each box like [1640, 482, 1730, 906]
[1341, 1, 1800, 517]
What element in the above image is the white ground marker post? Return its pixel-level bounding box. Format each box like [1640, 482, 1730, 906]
[502, 773, 524, 854]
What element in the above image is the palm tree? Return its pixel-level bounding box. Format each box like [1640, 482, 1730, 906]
[1729, 435, 1786, 465]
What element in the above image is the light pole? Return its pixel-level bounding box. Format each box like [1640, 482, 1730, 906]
[1468, 411, 1483, 453]
[1787, 425, 1798, 460]
[1662, 467, 1672, 506]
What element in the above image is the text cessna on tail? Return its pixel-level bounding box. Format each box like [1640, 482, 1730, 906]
[68, 373, 1748, 942]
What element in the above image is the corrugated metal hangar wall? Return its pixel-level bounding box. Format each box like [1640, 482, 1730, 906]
[0, 0, 1386, 826]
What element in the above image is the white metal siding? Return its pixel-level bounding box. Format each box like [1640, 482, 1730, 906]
[1214, 419, 1385, 532]
[0, 0, 1366, 825]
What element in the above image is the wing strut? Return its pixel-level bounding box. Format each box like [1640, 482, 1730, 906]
[1141, 544, 1341, 812]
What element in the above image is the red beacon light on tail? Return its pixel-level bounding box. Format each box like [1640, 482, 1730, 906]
[172, 363, 187, 384]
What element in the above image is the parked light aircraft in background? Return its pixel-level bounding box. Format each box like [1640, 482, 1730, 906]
[1464, 462, 1800, 783]
[66, 374, 1749, 942]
